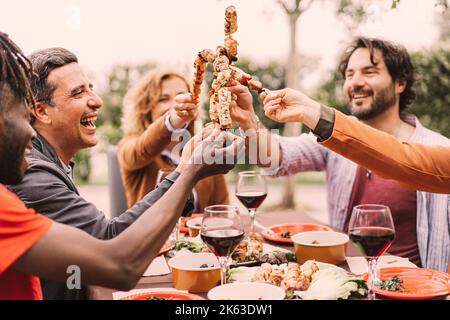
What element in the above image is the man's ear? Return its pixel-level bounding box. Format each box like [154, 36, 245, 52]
[395, 79, 407, 95]
[31, 102, 52, 124]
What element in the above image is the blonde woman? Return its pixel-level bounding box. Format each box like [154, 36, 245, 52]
[118, 69, 229, 211]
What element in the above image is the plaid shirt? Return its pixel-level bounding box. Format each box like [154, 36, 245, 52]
[266, 115, 450, 272]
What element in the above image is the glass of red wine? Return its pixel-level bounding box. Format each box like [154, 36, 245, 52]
[349, 204, 395, 300]
[235, 171, 267, 233]
[200, 205, 244, 285]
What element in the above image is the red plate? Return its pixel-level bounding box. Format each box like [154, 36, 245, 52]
[179, 213, 203, 235]
[158, 240, 173, 255]
[261, 223, 333, 244]
[363, 267, 450, 300]
[120, 291, 205, 300]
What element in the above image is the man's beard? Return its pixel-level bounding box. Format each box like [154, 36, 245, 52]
[348, 82, 397, 121]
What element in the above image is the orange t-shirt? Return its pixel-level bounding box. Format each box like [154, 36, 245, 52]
[0, 183, 52, 300]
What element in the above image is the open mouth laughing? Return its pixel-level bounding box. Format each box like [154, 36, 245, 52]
[80, 114, 97, 129]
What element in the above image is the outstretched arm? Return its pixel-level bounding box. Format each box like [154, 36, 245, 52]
[13, 128, 243, 290]
[262, 88, 450, 194]
[320, 109, 450, 194]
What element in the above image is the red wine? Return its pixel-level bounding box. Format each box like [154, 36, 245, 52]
[349, 227, 395, 258]
[201, 229, 244, 257]
[236, 191, 267, 209]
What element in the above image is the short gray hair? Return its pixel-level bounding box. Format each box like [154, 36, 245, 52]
[28, 47, 78, 105]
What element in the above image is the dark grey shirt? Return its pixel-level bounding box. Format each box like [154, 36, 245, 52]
[7, 133, 193, 300]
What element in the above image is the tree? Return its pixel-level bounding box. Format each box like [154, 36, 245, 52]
[409, 49, 450, 138]
[277, 0, 317, 208]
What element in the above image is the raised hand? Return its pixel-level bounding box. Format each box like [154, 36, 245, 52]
[178, 125, 245, 181]
[226, 80, 257, 131]
[170, 93, 199, 127]
[260, 88, 321, 129]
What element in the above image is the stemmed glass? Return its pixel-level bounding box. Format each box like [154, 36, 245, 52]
[348, 204, 396, 300]
[200, 205, 244, 285]
[235, 171, 267, 233]
[156, 169, 180, 242]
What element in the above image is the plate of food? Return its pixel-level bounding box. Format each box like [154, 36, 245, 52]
[261, 223, 334, 244]
[230, 232, 296, 268]
[120, 290, 205, 300]
[227, 260, 368, 300]
[158, 240, 173, 255]
[173, 233, 295, 267]
[363, 267, 450, 300]
[179, 213, 203, 235]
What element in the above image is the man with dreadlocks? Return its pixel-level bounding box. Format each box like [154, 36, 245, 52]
[0, 32, 241, 299]
[7, 47, 197, 300]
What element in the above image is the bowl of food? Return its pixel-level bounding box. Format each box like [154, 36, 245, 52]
[167, 252, 221, 292]
[207, 282, 286, 300]
[291, 231, 349, 265]
[186, 217, 203, 237]
[179, 213, 203, 234]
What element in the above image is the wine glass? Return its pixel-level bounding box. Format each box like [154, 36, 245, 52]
[156, 169, 180, 242]
[348, 204, 395, 300]
[235, 171, 267, 233]
[200, 205, 244, 285]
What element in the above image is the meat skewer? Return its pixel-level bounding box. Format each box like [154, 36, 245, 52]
[191, 5, 269, 130]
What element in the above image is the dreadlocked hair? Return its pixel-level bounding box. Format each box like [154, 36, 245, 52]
[0, 31, 35, 107]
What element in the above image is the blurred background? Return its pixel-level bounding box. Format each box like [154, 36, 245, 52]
[2, 0, 448, 222]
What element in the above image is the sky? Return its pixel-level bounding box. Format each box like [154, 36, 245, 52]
[0, 0, 444, 90]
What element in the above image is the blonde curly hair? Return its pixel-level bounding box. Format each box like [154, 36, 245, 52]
[121, 69, 191, 136]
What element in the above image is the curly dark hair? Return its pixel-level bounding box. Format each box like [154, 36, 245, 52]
[0, 31, 35, 108]
[338, 37, 415, 112]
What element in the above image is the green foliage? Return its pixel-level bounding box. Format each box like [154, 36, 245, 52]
[313, 47, 450, 138]
[73, 149, 91, 184]
[97, 63, 155, 145]
[409, 49, 450, 138]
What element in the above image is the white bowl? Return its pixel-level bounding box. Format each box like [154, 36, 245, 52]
[207, 282, 285, 300]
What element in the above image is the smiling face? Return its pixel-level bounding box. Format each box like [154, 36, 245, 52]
[150, 76, 189, 121]
[343, 48, 401, 121]
[0, 84, 36, 184]
[42, 62, 102, 155]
